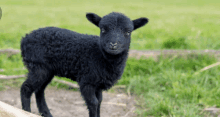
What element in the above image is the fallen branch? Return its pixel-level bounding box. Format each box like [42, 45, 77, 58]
[0, 74, 126, 89]
[0, 74, 79, 89]
[0, 75, 26, 79]
[127, 85, 131, 99]
[123, 107, 135, 117]
[103, 102, 126, 107]
[194, 62, 220, 75]
[112, 85, 126, 89]
[204, 107, 220, 117]
[0, 49, 20, 57]
[0, 101, 41, 117]
[53, 78, 79, 89]
[0, 68, 26, 72]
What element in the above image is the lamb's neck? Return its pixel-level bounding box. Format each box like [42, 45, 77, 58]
[103, 50, 129, 65]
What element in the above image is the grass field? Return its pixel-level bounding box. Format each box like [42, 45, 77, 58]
[0, 0, 220, 50]
[1, 0, 220, 116]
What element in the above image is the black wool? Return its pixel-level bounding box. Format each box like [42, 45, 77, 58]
[20, 12, 149, 117]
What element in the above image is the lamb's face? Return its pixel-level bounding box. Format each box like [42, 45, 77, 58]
[86, 12, 149, 55]
[98, 13, 133, 55]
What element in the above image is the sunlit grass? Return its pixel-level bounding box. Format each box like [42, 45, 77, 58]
[119, 54, 220, 116]
[0, 0, 220, 50]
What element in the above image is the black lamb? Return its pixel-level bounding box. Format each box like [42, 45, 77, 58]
[20, 12, 149, 117]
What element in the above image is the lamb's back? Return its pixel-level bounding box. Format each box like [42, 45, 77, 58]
[21, 27, 100, 73]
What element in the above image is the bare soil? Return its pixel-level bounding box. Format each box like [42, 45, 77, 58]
[0, 87, 136, 117]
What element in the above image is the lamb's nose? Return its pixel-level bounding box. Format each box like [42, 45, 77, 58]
[110, 42, 117, 50]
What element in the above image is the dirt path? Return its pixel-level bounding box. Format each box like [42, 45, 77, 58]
[0, 87, 136, 117]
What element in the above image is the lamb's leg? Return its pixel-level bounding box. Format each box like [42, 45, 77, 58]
[80, 85, 98, 117]
[21, 69, 48, 112]
[95, 90, 102, 117]
[20, 72, 35, 112]
[35, 73, 54, 117]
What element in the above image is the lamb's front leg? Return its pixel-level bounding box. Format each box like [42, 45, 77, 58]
[80, 85, 98, 117]
[95, 90, 102, 117]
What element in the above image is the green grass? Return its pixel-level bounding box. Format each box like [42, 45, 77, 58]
[1, 0, 220, 116]
[0, 0, 220, 50]
[118, 55, 220, 116]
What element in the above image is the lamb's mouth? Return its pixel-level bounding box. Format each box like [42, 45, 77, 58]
[105, 47, 122, 55]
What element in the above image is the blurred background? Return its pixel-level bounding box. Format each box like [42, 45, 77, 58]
[0, 0, 220, 116]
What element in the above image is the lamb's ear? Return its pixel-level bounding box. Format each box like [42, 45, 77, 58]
[86, 13, 102, 27]
[132, 18, 149, 30]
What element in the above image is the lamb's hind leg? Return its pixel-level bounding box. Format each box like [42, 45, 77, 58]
[21, 67, 54, 117]
[35, 70, 54, 117]
[20, 72, 36, 112]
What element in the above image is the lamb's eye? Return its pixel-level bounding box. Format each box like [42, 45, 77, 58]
[126, 31, 131, 36]
[101, 28, 105, 33]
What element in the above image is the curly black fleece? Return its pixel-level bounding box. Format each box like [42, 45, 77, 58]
[20, 12, 148, 117]
[21, 27, 126, 90]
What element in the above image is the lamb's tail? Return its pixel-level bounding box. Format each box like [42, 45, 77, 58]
[20, 33, 46, 66]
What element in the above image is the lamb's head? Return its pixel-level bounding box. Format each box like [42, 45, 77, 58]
[86, 12, 148, 55]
